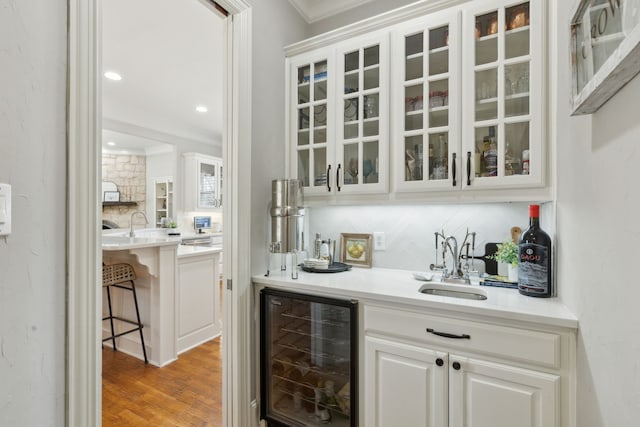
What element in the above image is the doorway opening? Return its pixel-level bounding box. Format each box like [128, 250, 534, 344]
[100, 0, 227, 424]
[67, 0, 252, 425]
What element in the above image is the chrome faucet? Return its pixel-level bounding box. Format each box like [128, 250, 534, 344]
[129, 211, 149, 237]
[431, 229, 476, 283]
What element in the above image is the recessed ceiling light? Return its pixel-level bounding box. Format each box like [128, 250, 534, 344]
[104, 71, 122, 81]
[107, 141, 116, 146]
[195, 105, 208, 113]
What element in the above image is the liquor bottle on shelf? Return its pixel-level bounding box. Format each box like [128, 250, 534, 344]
[518, 204, 553, 297]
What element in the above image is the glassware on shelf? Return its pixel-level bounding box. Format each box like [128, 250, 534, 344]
[413, 95, 424, 110]
[508, 4, 529, 30]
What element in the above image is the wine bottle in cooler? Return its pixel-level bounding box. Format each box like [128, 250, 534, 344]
[518, 204, 552, 297]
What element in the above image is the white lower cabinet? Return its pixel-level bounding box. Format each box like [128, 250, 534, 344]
[363, 304, 573, 427]
[177, 253, 221, 354]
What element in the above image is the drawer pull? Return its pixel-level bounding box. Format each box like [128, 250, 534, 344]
[426, 328, 470, 340]
[436, 358, 444, 367]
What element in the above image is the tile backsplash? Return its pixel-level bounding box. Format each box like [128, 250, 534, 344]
[307, 202, 547, 272]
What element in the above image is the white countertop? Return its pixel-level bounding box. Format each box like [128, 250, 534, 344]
[102, 235, 181, 250]
[177, 244, 223, 258]
[253, 267, 578, 329]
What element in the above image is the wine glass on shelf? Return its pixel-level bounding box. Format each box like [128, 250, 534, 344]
[363, 159, 373, 183]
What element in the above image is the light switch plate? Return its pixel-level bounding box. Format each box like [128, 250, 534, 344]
[373, 231, 385, 251]
[0, 183, 11, 236]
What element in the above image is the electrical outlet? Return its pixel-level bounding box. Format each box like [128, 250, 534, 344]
[373, 232, 385, 251]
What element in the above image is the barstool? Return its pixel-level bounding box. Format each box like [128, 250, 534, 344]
[102, 263, 148, 363]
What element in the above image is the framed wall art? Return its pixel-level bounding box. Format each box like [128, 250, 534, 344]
[571, 0, 640, 115]
[340, 233, 373, 268]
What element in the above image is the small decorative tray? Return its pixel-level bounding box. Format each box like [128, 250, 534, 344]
[301, 262, 352, 274]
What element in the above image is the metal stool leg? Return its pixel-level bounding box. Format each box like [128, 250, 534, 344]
[129, 280, 148, 364]
[105, 285, 117, 351]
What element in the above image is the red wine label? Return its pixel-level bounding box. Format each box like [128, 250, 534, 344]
[518, 243, 549, 294]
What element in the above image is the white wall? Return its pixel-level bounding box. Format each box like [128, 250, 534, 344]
[0, 1, 67, 425]
[248, 0, 308, 274]
[555, 2, 640, 426]
[308, 203, 534, 271]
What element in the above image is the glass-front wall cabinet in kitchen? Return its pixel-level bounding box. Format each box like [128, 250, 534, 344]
[335, 33, 388, 195]
[393, 8, 460, 192]
[462, 0, 543, 190]
[183, 153, 223, 211]
[289, 32, 388, 197]
[292, 51, 333, 196]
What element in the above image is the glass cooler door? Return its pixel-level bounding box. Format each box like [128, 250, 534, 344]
[260, 288, 358, 427]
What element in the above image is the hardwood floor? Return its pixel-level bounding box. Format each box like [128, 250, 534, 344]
[102, 337, 223, 426]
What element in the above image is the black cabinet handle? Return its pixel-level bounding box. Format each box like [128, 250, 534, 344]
[466, 151, 472, 186]
[452, 361, 461, 371]
[452, 153, 457, 187]
[426, 328, 470, 340]
[327, 164, 332, 192]
[336, 164, 342, 192]
[436, 358, 444, 367]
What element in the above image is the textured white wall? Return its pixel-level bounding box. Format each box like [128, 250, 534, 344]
[555, 2, 640, 426]
[249, 0, 309, 274]
[308, 203, 535, 271]
[0, 1, 67, 425]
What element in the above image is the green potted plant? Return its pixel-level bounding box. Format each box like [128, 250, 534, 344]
[491, 240, 519, 282]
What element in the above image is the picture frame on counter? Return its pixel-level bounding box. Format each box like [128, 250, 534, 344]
[340, 233, 373, 268]
[103, 191, 120, 202]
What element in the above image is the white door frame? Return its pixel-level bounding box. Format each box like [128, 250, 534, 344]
[66, 0, 252, 425]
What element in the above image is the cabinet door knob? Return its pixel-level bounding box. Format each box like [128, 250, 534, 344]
[452, 361, 461, 370]
[327, 164, 332, 192]
[452, 152, 457, 187]
[436, 358, 444, 367]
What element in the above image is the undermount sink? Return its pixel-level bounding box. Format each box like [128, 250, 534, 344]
[419, 283, 488, 301]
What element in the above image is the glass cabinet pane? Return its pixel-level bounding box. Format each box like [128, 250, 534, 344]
[428, 25, 449, 76]
[343, 144, 359, 186]
[505, 122, 529, 176]
[474, 126, 498, 178]
[506, 3, 530, 59]
[475, 68, 497, 121]
[199, 162, 217, 207]
[429, 132, 449, 180]
[297, 150, 309, 186]
[404, 135, 423, 181]
[504, 61, 530, 117]
[314, 61, 327, 101]
[314, 147, 327, 187]
[363, 141, 379, 184]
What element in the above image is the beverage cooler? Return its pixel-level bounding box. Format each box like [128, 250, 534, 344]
[260, 288, 358, 426]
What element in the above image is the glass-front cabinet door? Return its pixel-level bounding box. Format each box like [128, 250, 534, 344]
[462, 0, 543, 189]
[393, 9, 460, 192]
[290, 52, 334, 196]
[335, 33, 389, 195]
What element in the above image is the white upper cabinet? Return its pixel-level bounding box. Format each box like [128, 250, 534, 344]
[288, 32, 389, 197]
[461, 0, 544, 190]
[287, 0, 547, 201]
[392, 8, 461, 193]
[183, 153, 223, 211]
[335, 33, 389, 195]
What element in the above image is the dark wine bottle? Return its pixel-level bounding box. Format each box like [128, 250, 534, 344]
[518, 204, 553, 297]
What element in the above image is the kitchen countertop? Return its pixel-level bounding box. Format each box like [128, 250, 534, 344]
[102, 235, 181, 250]
[177, 244, 222, 258]
[253, 267, 578, 329]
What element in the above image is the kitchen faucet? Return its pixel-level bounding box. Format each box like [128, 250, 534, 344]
[431, 229, 477, 283]
[130, 211, 149, 237]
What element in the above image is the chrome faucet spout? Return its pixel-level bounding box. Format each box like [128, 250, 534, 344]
[129, 211, 149, 237]
[444, 236, 461, 279]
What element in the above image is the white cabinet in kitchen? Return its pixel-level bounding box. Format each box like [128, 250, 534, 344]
[177, 250, 221, 353]
[287, 31, 389, 197]
[393, 0, 544, 194]
[364, 304, 571, 427]
[149, 176, 174, 226]
[183, 153, 223, 211]
[392, 7, 461, 193]
[461, 0, 544, 190]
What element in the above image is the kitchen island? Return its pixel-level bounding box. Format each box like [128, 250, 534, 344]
[102, 233, 221, 366]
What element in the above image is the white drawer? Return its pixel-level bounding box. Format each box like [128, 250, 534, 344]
[364, 305, 561, 369]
